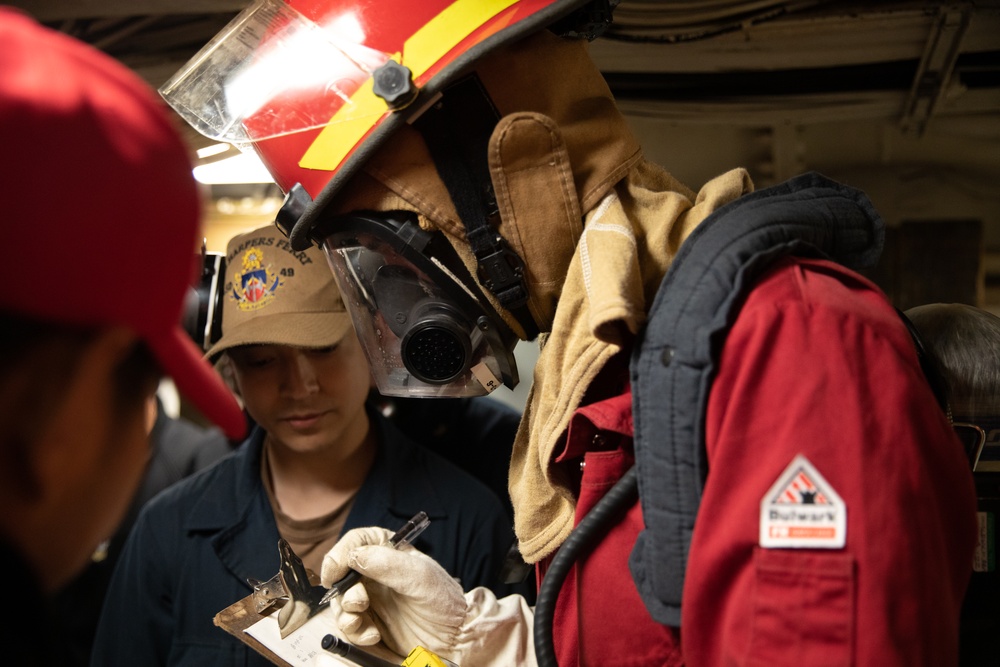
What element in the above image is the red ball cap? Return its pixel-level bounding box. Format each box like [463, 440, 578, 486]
[0, 8, 246, 440]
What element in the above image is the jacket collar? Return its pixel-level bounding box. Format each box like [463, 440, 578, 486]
[181, 406, 453, 581]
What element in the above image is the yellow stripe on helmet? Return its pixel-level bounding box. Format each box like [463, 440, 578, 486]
[299, 0, 518, 173]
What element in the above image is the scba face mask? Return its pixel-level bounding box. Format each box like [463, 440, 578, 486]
[315, 210, 520, 397]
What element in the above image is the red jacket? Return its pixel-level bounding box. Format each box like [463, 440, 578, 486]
[543, 257, 976, 666]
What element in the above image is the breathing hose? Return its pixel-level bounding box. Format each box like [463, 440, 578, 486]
[533, 466, 639, 667]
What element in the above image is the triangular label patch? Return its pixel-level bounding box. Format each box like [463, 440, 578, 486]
[760, 454, 846, 549]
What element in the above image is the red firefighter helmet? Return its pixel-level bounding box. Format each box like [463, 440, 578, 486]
[161, 0, 612, 249]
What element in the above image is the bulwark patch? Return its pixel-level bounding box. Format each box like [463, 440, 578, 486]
[760, 454, 846, 549]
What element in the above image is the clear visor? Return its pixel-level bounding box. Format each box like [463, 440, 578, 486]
[159, 0, 391, 145]
[320, 232, 510, 398]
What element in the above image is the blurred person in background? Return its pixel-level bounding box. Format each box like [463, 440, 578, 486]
[369, 390, 521, 522]
[906, 303, 1000, 667]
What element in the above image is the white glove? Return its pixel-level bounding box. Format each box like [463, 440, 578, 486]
[320, 527, 536, 667]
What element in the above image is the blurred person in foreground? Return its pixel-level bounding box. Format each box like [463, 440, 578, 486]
[163, 1, 977, 665]
[0, 7, 245, 665]
[92, 224, 519, 666]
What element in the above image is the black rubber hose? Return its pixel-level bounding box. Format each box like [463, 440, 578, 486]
[533, 466, 639, 667]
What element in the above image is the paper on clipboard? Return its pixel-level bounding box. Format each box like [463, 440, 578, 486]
[244, 605, 402, 666]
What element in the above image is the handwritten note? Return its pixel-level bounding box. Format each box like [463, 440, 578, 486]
[244, 607, 401, 666]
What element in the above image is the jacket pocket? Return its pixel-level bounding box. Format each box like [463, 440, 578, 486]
[746, 548, 854, 667]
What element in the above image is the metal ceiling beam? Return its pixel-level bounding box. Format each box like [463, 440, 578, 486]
[899, 4, 973, 136]
[6, 0, 246, 22]
[590, 6, 936, 72]
[590, 5, 1000, 74]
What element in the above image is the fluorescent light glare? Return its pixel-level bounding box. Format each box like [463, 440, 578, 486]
[196, 142, 232, 159]
[193, 151, 274, 184]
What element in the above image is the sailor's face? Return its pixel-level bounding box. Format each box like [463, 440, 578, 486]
[228, 333, 371, 454]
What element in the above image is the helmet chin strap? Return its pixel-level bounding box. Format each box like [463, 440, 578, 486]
[411, 74, 540, 341]
[487, 110, 585, 333]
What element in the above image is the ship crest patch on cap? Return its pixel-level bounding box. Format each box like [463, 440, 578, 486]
[231, 247, 281, 311]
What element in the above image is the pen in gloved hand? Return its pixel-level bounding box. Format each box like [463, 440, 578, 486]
[319, 511, 430, 605]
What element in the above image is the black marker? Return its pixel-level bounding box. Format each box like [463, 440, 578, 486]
[321, 634, 398, 667]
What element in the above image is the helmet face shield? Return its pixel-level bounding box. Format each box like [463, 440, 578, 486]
[159, 0, 392, 165]
[318, 212, 519, 397]
[160, 0, 596, 201]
